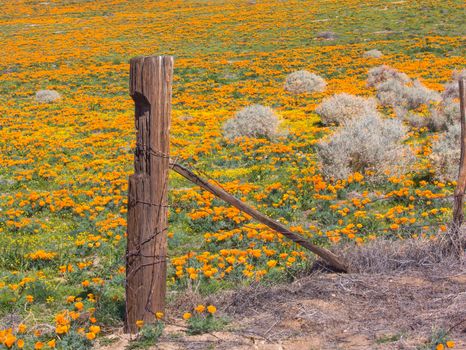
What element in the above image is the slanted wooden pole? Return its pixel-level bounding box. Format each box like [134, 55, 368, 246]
[451, 79, 466, 256]
[170, 162, 348, 272]
[125, 56, 174, 333]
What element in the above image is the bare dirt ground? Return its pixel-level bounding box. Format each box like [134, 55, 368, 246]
[99, 261, 466, 350]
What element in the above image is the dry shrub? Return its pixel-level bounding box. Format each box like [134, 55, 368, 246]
[315, 93, 378, 125]
[435, 100, 461, 125]
[341, 238, 455, 273]
[427, 100, 460, 131]
[403, 72, 460, 132]
[403, 112, 432, 130]
[403, 100, 459, 132]
[392, 68, 463, 132]
[35, 89, 61, 103]
[284, 70, 326, 94]
[429, 123, 460, 182]
[363, 49, 383, 58]
[442, 69, 466, 100]
[367, 66, 441, 117]
[223, 104, 280, 140]
[366, 65, 410, 88]
[376, 79, 441, 114]
[317, 113, 414, 181]
[403, 112, 444, 133]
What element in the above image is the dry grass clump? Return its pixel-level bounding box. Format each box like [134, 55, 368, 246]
[284, 70, 326, 94]
[429, 123, 460, 182]
[317, 113, 414, 181]
[363, 49, 383, 58]
[341, 237, 453, 273]
[223, 104, 280, 140]
[315, 93, 378, 125]
[366, 65, 410, 88]
[442, 69, 466, 100]
[35, 89, 61, 103]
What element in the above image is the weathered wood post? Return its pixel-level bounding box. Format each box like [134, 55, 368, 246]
[451, 78, 466, 256]
[125, 56, 174, 333]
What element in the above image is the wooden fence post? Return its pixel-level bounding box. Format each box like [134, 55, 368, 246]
[125, 56, 174, 333]
[451, 78, 466, 256]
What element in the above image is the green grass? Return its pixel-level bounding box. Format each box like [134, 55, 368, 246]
[0, 0, 465, 348]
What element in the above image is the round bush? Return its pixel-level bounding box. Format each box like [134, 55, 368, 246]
[315, 93, 378, 125]
[363, 49, 383, 58]
[367, 65, 411, 88]
[223, 104, 280, 140]
[376, 79, 441, 114]
[442, 69, 466, 100]
[35, 89, 61, 103]
[317, 113, 414, 181]
[430, 123, 460, 182]
[284, 70, 326, 94]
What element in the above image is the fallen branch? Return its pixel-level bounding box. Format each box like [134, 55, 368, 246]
[170, 162, 348, 273]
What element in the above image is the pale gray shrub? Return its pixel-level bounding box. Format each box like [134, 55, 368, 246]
[403, 111, 446, 132]
[440, 101, 460, 124]
[315, 93, 378, 125]
[317, 113, 414, 181]
[407, 80, 441, 107]
[35, 89, 61, 103]
[223, 104, 280, 140]
[428, 101, 460, 131]
[403, 112, 431, 130]
[404, 98, 460, 132]
[442, 69, 466, 100]
[363, 49, 383, 58]
[375, 79, 403, 106]
[376, 78, 440, 112]
[367, 65, 411, 88]
[430, 123, 460, 182]
[284, 70, 326, 94]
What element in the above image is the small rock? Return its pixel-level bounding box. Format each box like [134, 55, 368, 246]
[35, 89, 61, 103]
[0, 178, 15, 186]
[363, 49, 383, 58]
[316, 31, 338, 40]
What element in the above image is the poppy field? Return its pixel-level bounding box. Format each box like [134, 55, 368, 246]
[0, 0, 465, 348]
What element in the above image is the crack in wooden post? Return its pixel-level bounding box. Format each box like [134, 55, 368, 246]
[125, 56, 174, 334]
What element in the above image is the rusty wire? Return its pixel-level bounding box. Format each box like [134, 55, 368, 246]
[125, 144, 465, 315]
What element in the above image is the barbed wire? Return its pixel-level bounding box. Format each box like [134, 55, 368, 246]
[125, 143, 466, 317]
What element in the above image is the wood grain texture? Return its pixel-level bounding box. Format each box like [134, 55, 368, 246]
[125, 56, 173, 334]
